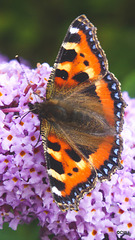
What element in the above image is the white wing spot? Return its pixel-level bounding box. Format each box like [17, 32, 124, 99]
[52, 186, 62, 196]
[70, 27, 79, 34]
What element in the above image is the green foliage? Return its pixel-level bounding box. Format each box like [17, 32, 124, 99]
[122, 71, 135, 98]
[0, 0, 135, 97]
[0, 221, 40, 240]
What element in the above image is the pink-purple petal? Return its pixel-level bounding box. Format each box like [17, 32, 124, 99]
[0, 59, 134, 239]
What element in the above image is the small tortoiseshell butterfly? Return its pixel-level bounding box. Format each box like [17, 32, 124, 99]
[29, 15, 126, 211]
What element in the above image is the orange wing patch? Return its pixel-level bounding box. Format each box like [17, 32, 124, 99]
[95, 79, 115, 126]
[90, 136, 114, 168]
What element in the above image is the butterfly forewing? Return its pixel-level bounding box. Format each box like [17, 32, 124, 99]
[46, 15, 108, 99]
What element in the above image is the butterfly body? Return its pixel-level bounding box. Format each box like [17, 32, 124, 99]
[29, 15, 126, 211]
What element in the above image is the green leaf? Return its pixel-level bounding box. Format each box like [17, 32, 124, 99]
[122, 71, 135, 98]
[0, 221, 40, 240]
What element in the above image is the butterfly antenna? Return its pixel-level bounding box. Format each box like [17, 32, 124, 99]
[15, 55, 31, 86]
[20, 110, 33, 121]
[15, 55, 46, 101]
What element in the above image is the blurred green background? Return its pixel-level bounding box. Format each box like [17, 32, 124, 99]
[0, 0, 135, 98]
[0, 0, 135, 239]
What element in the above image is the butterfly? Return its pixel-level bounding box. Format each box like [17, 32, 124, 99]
[28, 15, 126, 211]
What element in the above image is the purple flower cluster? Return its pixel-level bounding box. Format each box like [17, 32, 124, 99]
[0, 57, 135, 240]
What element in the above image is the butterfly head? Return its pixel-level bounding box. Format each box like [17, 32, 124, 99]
[28, 101, 49, 120]
[28, 99, 67, 122]
[28, 102, 41, 115]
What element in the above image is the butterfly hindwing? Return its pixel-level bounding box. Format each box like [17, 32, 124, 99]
[93, 72, 125, 180]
